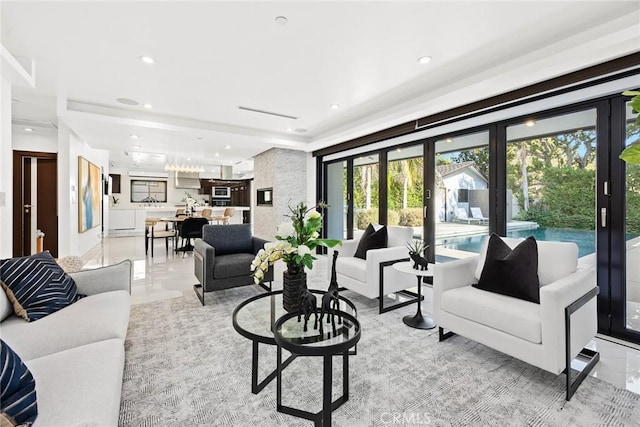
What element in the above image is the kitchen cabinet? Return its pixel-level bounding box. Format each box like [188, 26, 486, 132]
[109, 209, 136, 230]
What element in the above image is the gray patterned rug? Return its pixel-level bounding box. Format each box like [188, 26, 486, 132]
[119, 284, 640, 427]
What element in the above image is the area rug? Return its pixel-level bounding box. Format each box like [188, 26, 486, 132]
[119, 284, 640, 426]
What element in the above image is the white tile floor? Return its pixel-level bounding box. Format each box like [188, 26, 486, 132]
[84, 235, 640, 396]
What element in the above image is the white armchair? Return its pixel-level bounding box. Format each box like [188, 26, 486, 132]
[433, 236, 599, 401]
[327, 225, 415, 313]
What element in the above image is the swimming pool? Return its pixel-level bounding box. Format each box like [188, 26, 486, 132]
[436, 227, 599, 258]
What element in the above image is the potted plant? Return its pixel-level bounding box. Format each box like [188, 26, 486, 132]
[619, 90, 640, 163]
[407, 238, 429, 270]
[251, 201, 341, 311]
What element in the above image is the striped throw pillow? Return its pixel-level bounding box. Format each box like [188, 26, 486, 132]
[0, 251, 84, 322]
[0, 340, 38, 426]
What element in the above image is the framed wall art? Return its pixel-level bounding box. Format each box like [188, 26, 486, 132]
[78, 156, 102, 233]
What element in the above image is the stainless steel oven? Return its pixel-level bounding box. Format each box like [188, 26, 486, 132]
[212, 187, 231, 198]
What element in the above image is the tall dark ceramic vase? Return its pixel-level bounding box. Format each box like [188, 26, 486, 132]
[283, 264, 307, 312]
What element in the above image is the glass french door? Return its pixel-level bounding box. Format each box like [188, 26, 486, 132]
[607, 97, 640, 343]
[431, 131, 491, 263]
[386, 144, 424, 240]
[325, 155, 380, 241]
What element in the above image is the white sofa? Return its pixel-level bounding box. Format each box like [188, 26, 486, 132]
[433, 236, 598, 400]
[1, 260, 132, 426]
[328, 225, 415, 312]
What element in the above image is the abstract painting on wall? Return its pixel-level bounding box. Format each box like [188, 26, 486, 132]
[78, 156, 101, 233]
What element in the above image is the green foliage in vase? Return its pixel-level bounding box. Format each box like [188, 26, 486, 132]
[619, 90, 640, 164]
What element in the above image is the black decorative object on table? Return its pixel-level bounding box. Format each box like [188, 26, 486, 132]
[283, 265, 307, 312]
[249, 201, 341, 312]
[320, 251, 342, 333]
[297, 288, 318, 332]
[407, 239, 429, 270]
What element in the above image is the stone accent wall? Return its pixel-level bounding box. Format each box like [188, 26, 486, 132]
[253, 148, 307, 240]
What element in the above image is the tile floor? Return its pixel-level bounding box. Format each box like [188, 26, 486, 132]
[84, 235, 640, 396]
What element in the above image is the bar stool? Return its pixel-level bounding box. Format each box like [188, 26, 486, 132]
[214, 207, 235, 225]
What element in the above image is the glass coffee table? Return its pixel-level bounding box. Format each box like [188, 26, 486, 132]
[275, 309, 360, 426]
[232, 289, 357, 394]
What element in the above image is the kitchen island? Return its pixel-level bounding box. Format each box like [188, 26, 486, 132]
[109, 206, 250, 233]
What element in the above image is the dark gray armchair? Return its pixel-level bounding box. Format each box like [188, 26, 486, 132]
[193, 224, 273, 305]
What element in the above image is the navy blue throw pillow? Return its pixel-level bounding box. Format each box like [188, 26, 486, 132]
[0, 340, 38, 426]
[0, 251, 85, 322]
[354, 224, 388, 260]
[473, 234, 540, 303]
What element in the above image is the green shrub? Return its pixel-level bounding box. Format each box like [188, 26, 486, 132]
[356, 209, 379, 230]
[399, 208, 423, 227]
[387, 210, 400, 226]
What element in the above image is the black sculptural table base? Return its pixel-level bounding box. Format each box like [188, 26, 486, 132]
[402, 274, 436, 329]
[392, 261, 436, 330]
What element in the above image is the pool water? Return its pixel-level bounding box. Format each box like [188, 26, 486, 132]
[436, 227, 600, 258]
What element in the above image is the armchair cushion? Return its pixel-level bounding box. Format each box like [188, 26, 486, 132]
[354, 224, 388, 259]
[474, 234, 540, 303]
[213, 253, 256, 279]
[335, 256, 367, 283]
[441, 286, 542, 343]
[202, 224, 253, 255]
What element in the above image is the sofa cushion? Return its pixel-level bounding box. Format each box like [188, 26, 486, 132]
[474, 235, 578, 286]
[0, 340, 38, 426]
[474, 234, 540, 303]
[0, 251, 84, 322]
[25, 339, 124, 427]
[213, 253, 255, 279]
[440, 286, 542, 344]
[0, 281, 13, 322]
[335, 256, 367, 283]
[355, 224, 388, 259]
[1, 290, 130, 361]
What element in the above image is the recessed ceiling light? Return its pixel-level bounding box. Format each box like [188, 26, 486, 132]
[143, 104, 152, 109]
[275, 16, 288, 25]
[330, 104, 340, 110]
[525, 120, 535, 127]
[130, 134, 139, 139]
[418, 56, 432, 65]
[139, 55, 155, 64]
[24, 127, 34, 132]
[215, 153, 220, 157]
[187, 158, 191, 161]
[287, 127, 294, 132]
[116, 97, 139, 106]
[225, 145, 231, 150]
[446, 138, 453, 143]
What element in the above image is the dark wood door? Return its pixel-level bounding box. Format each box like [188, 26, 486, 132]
[37, 158, 58, 257]
[12, 151, 58, 258]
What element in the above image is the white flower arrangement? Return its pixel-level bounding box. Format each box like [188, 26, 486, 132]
[181, 192, 199, 213]
[250, 202, 341, 285]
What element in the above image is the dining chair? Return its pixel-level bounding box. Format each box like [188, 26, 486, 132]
[145, 217, 175, 257]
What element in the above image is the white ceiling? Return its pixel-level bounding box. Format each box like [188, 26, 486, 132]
[3, 1, 639, 173]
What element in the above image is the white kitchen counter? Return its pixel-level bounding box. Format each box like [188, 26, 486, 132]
[108, 206, 250, 231]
